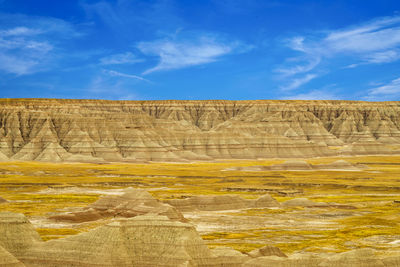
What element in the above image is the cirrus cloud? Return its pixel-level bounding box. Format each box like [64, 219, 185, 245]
[276, 15, 400, 93]
[137, 32, 252, 74]
[0, 12, 79, 75]
[99, 52, 143, 65]
[364, 77, 400, 101]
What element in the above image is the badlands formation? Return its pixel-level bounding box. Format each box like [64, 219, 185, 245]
[0, 99, 399, 162]
[1, 192, 400, 266]
[0, 99, 400, 266]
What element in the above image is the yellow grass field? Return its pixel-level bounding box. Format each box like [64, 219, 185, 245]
[0, 156, 400, 254]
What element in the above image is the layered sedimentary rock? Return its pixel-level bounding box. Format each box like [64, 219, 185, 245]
[0, 212, 42, 258]
[247, 246, 287, 258]
[0, 245, 25, 267]
[166, 194, 280, 212]
[22, 215, 218, 267]
[282, 198, 329, 207]
[268, 160, 313, 170]
[319, 248, 385, 267]
[225, 159, 363, 171]
[242, 254, 323, 267]
[211, 247, 250, 266]
[0, 99, 399, 162]
[0, 196, 7, 203]
[2, 212, 400, 266]
[50, 188, 186, 223]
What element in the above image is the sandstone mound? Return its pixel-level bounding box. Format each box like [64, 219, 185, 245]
[166, 195, 249, 212]
[270, 160, 313, 170]
[0, 245, 25, 267]
[319, 248, 384, 267]
[381, 252, 400, 266]
[1, 99, 399, 162]
[252, 194, 281, 208]
[242, 249, 400, 266]
[166, 194, 280, 212]
[22, 215, 217, 266]
[242, 253, 322, 267]
[247, 245, 287, 258]
[0, 151, 8, 161]
[227, 159, 364, 172]
[282, 198, 329, 207]
[0, 196, 7, 203]
[211, 247, 250, 266]
[223, 166, 267, 171]
[0, 212, 42, 258]
[313, 160, 360, 170]
[50, 188, 186, 222]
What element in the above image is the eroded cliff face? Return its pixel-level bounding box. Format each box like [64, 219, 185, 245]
[0, 99, 399, 162]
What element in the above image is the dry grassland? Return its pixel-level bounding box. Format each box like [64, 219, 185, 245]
[0, 156, 399, 254]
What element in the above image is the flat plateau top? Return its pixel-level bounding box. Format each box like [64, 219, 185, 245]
[0, 98, 399, 106]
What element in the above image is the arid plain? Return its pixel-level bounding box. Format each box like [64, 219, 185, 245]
[0, 99, 400, 266]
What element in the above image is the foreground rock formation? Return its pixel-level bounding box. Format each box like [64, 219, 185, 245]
[243, 249, 400, 267]
[0, 245, 24, 267]
[1, 212, 400, 266]
[166, 194, 280, 212]
[22, 215, 217, 266]
[50, 188, 186, 223]
[0, 212, 42, 258]
[225, 159, 364, 171]
[0, 99, 399, 162]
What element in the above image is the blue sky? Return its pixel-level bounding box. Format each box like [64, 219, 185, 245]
[0, 0, 400, 100]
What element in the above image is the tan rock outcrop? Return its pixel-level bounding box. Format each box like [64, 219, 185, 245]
[22, 215, 218, 267]
[0, 99, 399, 162]
[313, 160, 362, 170]
[319, 248, 385, 267]
[242, 253, 323, 267]
[247, 245, 287, 258]
[282, 198, 329, 207]
[381, 252, 400, 267]
[0, 245, 25, 267]
[229, 159, 362, 171]
[166, 194, 280, 212]
[0, 150, 8, 161]
[49, 188, 186, 222]
[252, 194, 281, 208]
[270, 160, 313, 170]
[0, 212, 42, 258]
[2, 211, 400, 266]
[211, 247, 250, 266]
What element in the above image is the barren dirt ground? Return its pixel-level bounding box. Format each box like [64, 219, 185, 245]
[1, 156, 400, 256]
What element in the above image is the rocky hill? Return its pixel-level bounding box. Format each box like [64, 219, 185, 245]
[0, 99, 399, 162]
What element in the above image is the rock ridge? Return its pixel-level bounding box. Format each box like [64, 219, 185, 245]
[0, 99, 399, 162]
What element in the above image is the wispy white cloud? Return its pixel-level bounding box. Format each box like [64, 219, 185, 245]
[0, 53, 38, 75]
[282, 89, 340, 100]
[364, 77, 400, 101]
[276, 57, 320, 77]
[100, 52, 143, 65]
[323, 17, 400, 54]
[345, 49, 400, 68]
[103, 69, 151, 83]
[287, 16, 400, 62]
[363, 49, 400, 64]
[86, 72, 143, 100]
[0, 13, 78, 75]
[137, 33, 250, 74]
[0, 26, 43, 36]
[280, 73, 317, 91]
[276, 15, 400, 93]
